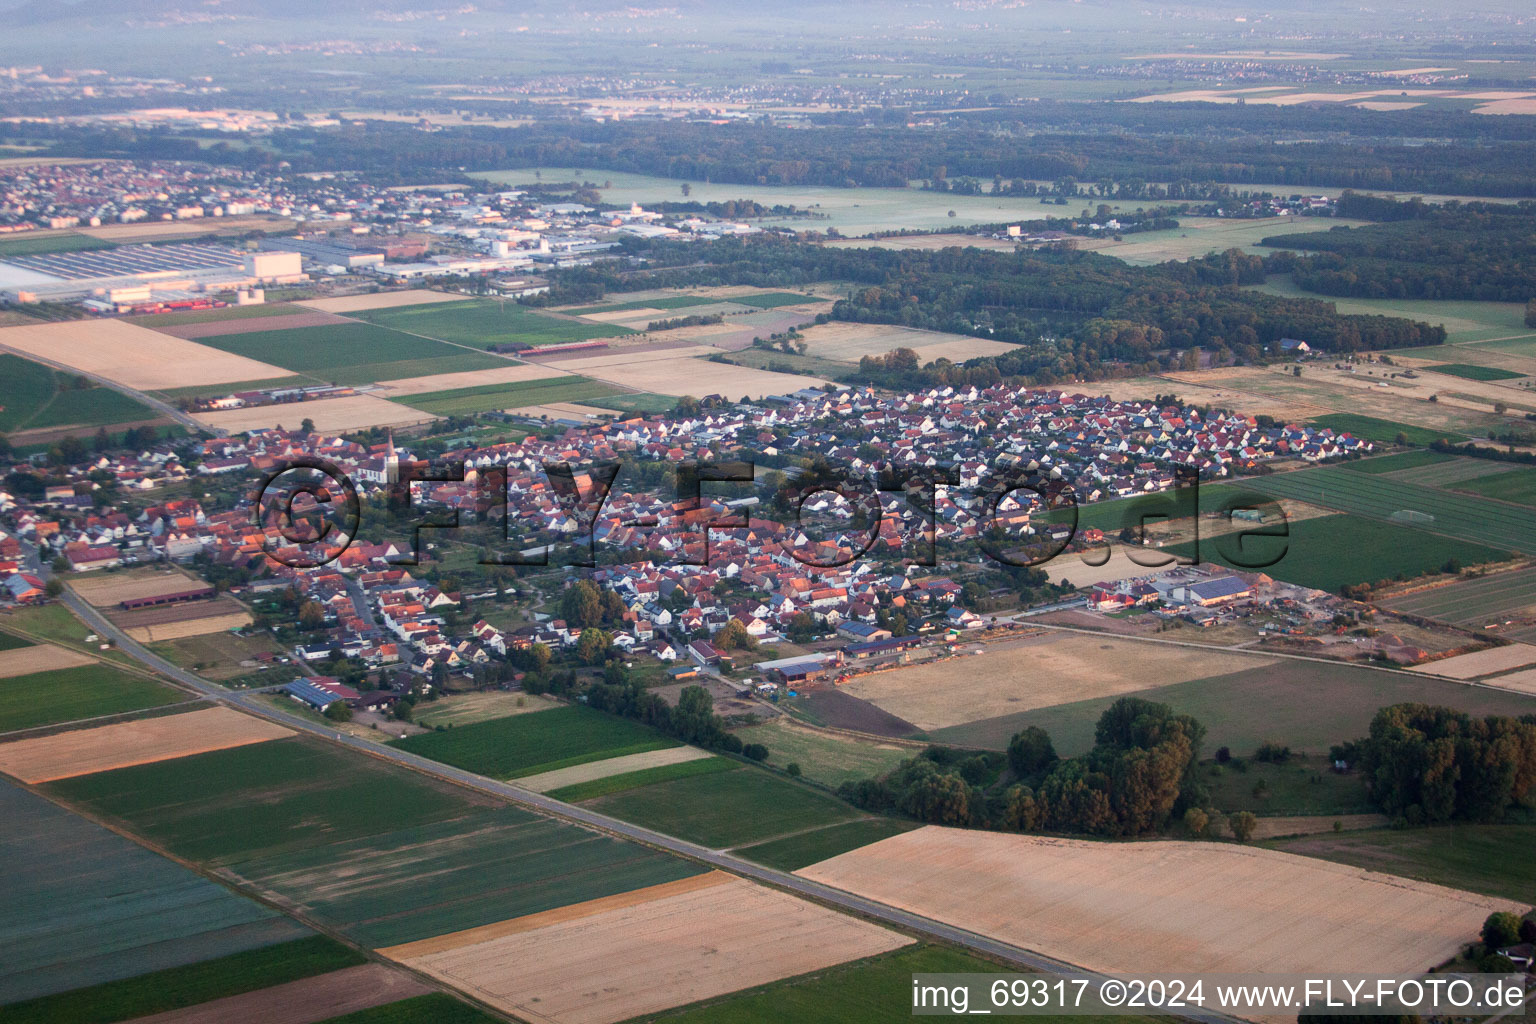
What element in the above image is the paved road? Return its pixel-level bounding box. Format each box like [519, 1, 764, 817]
[51, 586, 1239, 1023]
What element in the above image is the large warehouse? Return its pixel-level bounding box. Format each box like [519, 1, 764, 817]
[0, 242, 306, 305]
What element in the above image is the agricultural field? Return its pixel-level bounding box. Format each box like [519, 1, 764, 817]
[0, 603, 138, 666]
[565, 295, 722, 315]
[1251, 279, 1534, 346]
[353, 298, 634, 349]
[373, 362, 568, 395]
[930, 657, 1536, 756]
[0, 641, 90, 675]
[516, 744, 717, 794]
[1265, 822, 1536, 903]
[1382, 570, 1536, 642]
[313, 993, 505, 1024]
[1309, 413, 1470, 446]
[45, 735, 707, 947]
[0, 705, 290, 783]
[105, 593, 254, 643]
[0, 779, 309, 1005]
[1425, 363, 1526, 381]
[191, 322, 506, 385]
[1167, 513, 1511, 593]
[541, 347, 830, 400]
[543, 755, 737, 802]
[71, 567, 209, 606]
[1452, 466, 1536, 505]
[0, 662, 187, 733]
[796, 321, 1019, 364]
[297, 290, 473, 314]
[1234, 463, 1536, 555]
[840, 632, 1270, 733]
[736, 818, 921, 872]
[1340, 449, 1454, 474]
[1, 935, 366, 1024]
[730, 717, 914, 788]
[641, 945, 1149, 1024]
[0, 354, 158, 435]
[391, 704, 678, 779]
[0, 232, 113, 257]
[1423, 642, 1536, 680]
[0, 318, 288, 390]
[194, 394, 428, 433]
[578, 761, 861, 849]
[412, 690, 559, 727]
[383, 872, 912, 1024]
[1077, 215, 1370, 265]
[131, 302, 314, 327]
[393, 376, 623, 417]
[798, 827, 1526, 977]
[85, 963, 433, 1024]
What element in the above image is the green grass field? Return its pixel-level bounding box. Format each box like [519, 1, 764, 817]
[644, 944, 1159, 1024]
[929, 659, 1536, 757]
[735, 291, 819, 308]
[1308, 413, 1470, 446]
[1233, 463, 1536, 556]
[317, 994, 505, 1024]
[395, 376, 622, 417]
[0, 233, 113, 257]
[1264, 822, 1536, 902]
[0, 631, 32, 652]
[1202, 756, 1374, 816]
[736, 818, 918, 872]
[132, 303, 307, 327]
[1340, 450, 1454, 475]
[567, 296, 720, 315]
[1425, 363, 1525, 381]
[545, 755, 737, 802]
[1451, 467, 1536, 506]
[192, 322, 505, 385]
[1168, 513, 1511, 592]
[1, 936, 362, 1024]
[355, 299, 634, 349]
[588, 392, 678, 415]
[2, 604, 137, 666]
[731, 719, 913, 789]
[391, 705, 678, 779]
[580, 762, 860, 849]
[0, 354, 158, 434]
[0, 664, 187, 733]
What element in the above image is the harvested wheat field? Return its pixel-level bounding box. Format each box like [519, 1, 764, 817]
[515, 746, 714, 793]
[1422, 643, 1536, 679]
[124, 963, 430, 1024]
[1476, 667, 1536, 695]
[798, 322, 1001, 364]
[799, 827, 1527, 977]
[71, 568, 208, 607]
[124, 611, 253, 643]
[542, 349, 826, 400]
[383, 871, 911, 1024]
[374, 363, 569, 396]
[297, 290, 470, 313]
[0, 319, 287, 390]
[841, 632, 1271, 729]
[0, 644, 95, 679]
[194, 395, 430, 434]
[0, 705, 291, 783]
[505, 401, 614, 421]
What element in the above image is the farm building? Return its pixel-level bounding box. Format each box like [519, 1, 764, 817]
[838, 622, 893, 643]
[753, 653, 839, 685]
[282, 676, 360, 712]
[1172, 576, 1251, 607]
[844, 635, 925, 660]
[119, 585, 216, 610]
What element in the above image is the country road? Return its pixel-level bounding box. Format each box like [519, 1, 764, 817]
[49, 584, 1243, 1024]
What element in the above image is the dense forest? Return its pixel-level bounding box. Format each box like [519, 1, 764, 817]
[1261, 195, 1536, 302]
[34, 113, 1536, 197]
[560, 235, 1444, 387]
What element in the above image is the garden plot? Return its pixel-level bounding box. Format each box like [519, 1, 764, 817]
[799, 827, 1527, 978]
[381, 872, 912, 1024]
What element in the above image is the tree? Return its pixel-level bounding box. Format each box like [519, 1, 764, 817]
[324, 701, 352, 722]
[559, 580, 602, 628]
[786, 762, 802, 778]
[1229, 810, 1257, 842]
[392, 701, 414, 723]
[44, 578, 64, 599]
[715, 619, 757, 651]
[574, 628, 612, 665]
[298, 600, 326, 629]
[680, 182, 691, 197]
[1482, 911, 1523, 949]
[742, 743, 769, 761]
[1183, 807, 1210, 837]
[1007, 726, 1058, 776]
[300, 417, 316, 434]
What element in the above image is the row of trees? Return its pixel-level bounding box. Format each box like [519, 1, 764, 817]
[839, 697, 1206, 838]
[1337, 703, 1536, 825]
